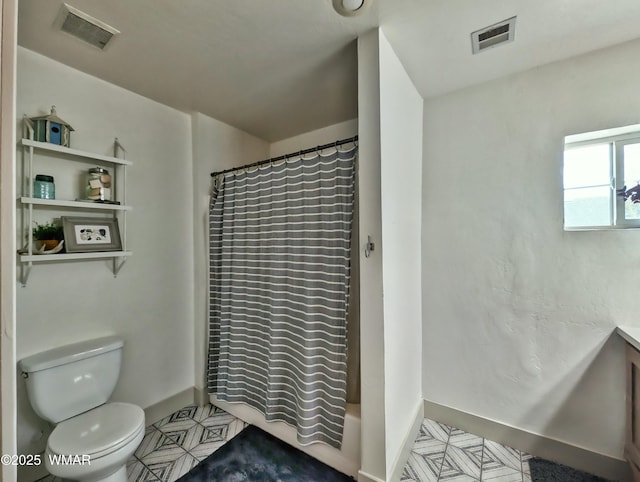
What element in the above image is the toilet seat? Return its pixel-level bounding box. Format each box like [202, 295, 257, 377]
[48, 402, 145, 459]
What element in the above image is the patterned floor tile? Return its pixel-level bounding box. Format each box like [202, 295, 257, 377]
[482, 440, 522, 473]
[193, 403, 226, 422]
[405, 449, 444, 482]
[405, 419, 451, 482]
[188, 438, 228, 461]
[481, 464, 523, 482]
[229, 417, 249, 435]
[138, 424, 190, 478]
[440, 475, 479, 482]
[441, 444, 481, 480]
[146, 452, 199, 482]
[139, 441, 189, 467]
[401, 419, 534, 482]
[156, 423, 200, 448]
[127, 458, 162, 481]
[196, 417, 229, 439]
[154, 410, 199, 437]
[522, 458, 531, 482]
[448, 428, 483, 451]
[448, 428, 484, 475]
[136, 427, 185, 459]
[401, 461, 423, 482]
[197, 408, 237, 429]
[200, 414, 246, 439]
[158, 405, 199, 424]
[179, 423, 219, 452]
[418, 419, 452, 444]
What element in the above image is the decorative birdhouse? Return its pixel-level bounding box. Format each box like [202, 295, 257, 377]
[30, 106, 74, 147]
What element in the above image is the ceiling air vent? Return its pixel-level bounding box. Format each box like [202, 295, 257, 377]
[471, 16, 516, 54]
[56, 3, 120, 50]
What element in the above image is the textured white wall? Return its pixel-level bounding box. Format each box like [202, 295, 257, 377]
[378, 30, 423, 477]
[16, 47, 195, 458]
[191, 112, 269, 392]
[357, 29, 425, 481]
[422, 38, 640, 458]
[357, 29, 387, 482]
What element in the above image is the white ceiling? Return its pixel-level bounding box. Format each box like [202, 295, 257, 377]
[17, 0, 640, 142]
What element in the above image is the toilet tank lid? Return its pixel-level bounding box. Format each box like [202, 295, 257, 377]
[19, 336, 123, 373]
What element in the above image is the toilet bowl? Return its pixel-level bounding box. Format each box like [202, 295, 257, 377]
[45, 402, 145, 482]
[19, 336, 145, 482]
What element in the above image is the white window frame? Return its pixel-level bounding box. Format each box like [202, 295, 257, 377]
[564, 128, 640, 230]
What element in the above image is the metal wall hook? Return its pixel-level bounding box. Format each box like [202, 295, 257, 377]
[364, 235, 375, 258]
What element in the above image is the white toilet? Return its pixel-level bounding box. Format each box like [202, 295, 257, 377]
[19, 336, 145, 482]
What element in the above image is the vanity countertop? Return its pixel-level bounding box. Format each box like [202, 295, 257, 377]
[617, 326, 640, 352]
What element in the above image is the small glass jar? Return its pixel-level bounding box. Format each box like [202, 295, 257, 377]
[33, 174, 55, 199]
[86, 167, 112, 201]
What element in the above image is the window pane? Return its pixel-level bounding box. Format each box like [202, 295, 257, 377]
[564, 186, 612, 227]
[563, 143, 610, 189]
[624, 143, 640, 220]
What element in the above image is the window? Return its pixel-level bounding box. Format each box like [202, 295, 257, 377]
[563, 126, 640, 229]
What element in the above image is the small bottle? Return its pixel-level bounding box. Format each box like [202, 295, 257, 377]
[33, 174, 55, 199]
[86, 167, 112, 201]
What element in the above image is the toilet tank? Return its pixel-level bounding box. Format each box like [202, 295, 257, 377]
[19, 336, 124, 423]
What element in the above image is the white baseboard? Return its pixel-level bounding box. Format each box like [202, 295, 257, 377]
[143, 387, 195, 425]
[193, 385, 208, 405]
[424, 399, 631, 482]
[388, 399, 424, 482]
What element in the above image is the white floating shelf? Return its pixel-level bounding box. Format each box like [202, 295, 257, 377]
[19, 251, 133, 262]
[20, 197, 132, 211]
[20, 139, 132, 165]
[19, 127, 133, 285]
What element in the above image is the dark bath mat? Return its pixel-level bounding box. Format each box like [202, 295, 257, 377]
[176, 424, 353, 482]
[529, 457, 615, 482]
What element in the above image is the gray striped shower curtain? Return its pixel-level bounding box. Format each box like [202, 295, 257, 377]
[207, 146, 356, 448]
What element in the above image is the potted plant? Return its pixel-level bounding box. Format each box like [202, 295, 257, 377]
[32, 221, 64, 250]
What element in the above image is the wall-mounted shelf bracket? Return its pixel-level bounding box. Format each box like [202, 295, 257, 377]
[20, 262, 32, 287]
[112, 257, 127, 277]
[18, 252, 133, 286]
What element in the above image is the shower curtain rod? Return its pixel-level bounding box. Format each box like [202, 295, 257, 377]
[210, 135, 358, 177]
